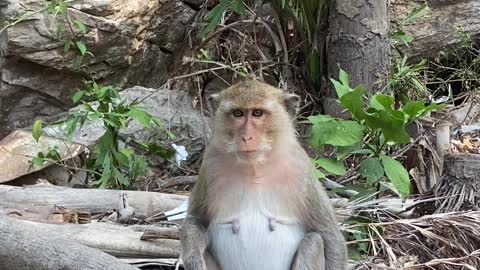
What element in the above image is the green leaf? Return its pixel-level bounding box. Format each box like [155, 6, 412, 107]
[230, 0, 245, 16]
[315, 158, 346, 176]
[402, 3, 429, 25]
[330, 79, 350, 98]
[129, 108, 152, 128]
[338, 68, 350, 88]
[200, 0, 230, 37]
[73, 19, 87, 35]
[310, 120, 365, 148]
[389, 30, 414, 46]
[314, 167, 326, 179]
[32, 120, 43, 142]
[64, 39, 72, 53]
[31, 155, 45, 168]
[307, 114, 335, 124]
[113, 167, 129, 186]
[336, 144, 362, 160]
[360, 158, 384, 185]
[339, 85, 368, 120]
[72, 90, 86, 103]
[381, 155, 410, 198]
[76, 41, 87, 56]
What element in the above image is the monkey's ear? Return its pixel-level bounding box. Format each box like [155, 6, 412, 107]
[207, 93, 221, 114]
[283, 93, 301, 116]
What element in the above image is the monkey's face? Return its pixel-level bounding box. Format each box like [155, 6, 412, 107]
[209, 80, 300, 163]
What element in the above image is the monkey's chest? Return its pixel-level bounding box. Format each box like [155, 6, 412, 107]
[208, 208, 305, 270]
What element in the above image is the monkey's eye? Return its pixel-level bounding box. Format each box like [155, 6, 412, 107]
[252, 109, 263, 117]
[232, 109, 244, 117]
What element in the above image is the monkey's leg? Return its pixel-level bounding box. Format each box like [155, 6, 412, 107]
[291, 232, 325, 270]
[205, 251, 221, 270]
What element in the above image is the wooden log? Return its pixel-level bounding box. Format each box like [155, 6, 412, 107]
[0, 216, 140, 270]
[14, 219, 181, 258]
[391, 0, 480, 59]
[0, 184, 187, 217]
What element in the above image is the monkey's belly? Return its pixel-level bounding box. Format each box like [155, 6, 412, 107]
[208, 211, 305, 270]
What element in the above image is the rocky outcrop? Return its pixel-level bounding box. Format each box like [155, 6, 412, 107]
[0, 0, 197, 138]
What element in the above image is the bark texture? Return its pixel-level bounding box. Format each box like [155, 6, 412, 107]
[325, 0, 390, 116]
[0, 216, 140, 270]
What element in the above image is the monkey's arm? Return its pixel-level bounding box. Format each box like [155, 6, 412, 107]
[180, 173, 221, 270]
[293, 182, 347, 270]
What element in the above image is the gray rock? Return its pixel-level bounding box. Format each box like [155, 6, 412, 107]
[0, 0, 197, 139]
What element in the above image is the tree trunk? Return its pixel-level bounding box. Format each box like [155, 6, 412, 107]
[324, 0, 390, 117]
[0, 216, 140, 270]
[434, 153, 480, 213]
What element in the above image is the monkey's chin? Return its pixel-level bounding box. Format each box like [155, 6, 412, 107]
[236, 151, 266, 164]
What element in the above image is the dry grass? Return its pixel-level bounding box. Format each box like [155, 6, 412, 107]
[347, 211, 480, 269]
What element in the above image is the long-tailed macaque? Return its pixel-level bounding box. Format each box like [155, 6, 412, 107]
[180, 78, 347, 270]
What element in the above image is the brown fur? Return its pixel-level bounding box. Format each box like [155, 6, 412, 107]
[181, 79, 347, 270]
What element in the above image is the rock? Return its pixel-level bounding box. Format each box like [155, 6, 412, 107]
[43, 86, 210, 168]
[0, 0, 197, 139]
[0, 130, 86, 186]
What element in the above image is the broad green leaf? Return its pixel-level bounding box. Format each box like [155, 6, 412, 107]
[339, 85, 368, 120]
[73, 19, 87, 35]
[315, 158, 346, 176]
[328, 121, 365, 146]
[76, 41, 87, 56]
[230, 0, 245, 16]
[314, 167, 326, 179]
[381, 155, 410, 198]
[32, 120, 43, 142]
[376, 111, 410, 144]
[336, 144, 362, 160]
[310, 120, 365, 148]
[129, 108, 152, 128]
[330, 79, 350, 98]
[369, 94, 394, 111]
[72, 90, 86, 103]
[307, 114, 335, 124]
[338, 68, 350, 88]
[360, 158, 384, 185]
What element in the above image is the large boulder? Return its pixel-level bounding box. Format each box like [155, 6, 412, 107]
[0, 0, 197, 138]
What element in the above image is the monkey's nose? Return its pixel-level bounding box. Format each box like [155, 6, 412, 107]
[242, 136, 253, 142]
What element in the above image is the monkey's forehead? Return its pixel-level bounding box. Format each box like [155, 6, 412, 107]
[221, 80, 283, 103]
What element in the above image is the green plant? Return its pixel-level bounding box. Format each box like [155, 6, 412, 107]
[32, 80, 175, 189]
[309, 68, 443, 199]
[47, 0, 93, 64]
[200, 0, 327, 87]
[389, 2, 429, 47]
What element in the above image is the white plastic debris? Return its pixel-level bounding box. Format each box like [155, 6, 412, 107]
[164, 199, 189, 221]
[171, 143, 188, 166]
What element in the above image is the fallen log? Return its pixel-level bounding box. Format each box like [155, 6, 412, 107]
[391, 0, 480, 59]
[0, 183, 187, 218]
[0, 216, 140, 270]
[12, 219, 181, 258]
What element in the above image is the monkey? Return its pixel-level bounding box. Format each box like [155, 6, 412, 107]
[180, 78, 347, 270]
